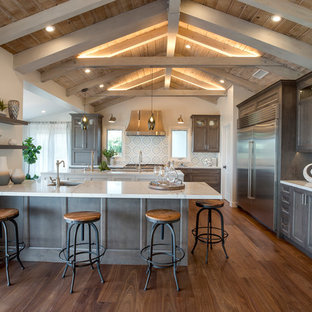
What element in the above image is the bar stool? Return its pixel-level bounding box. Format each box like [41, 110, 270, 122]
[0, 208, 25, 286]
[59, 211, 105, 293]
[191, 200, 229, 263]
[140, 209, 185, 291]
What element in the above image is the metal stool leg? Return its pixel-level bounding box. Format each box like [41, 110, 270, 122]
[191, 208, 205, 254]
[88, 224, 94, 270]
[213, 208, 229, 259]
[206, 210, 212, 264]
[167, 223, 179, 291]
[10, 219, 24, 270]
[2, 221, 11, 286]
[144, 222, 159, 291]
[70, 223, 80, 293]
[91, 223, 104, 283]
[62, 223, 74, 278]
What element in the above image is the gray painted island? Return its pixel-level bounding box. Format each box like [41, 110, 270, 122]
[0, 180, 222, 266]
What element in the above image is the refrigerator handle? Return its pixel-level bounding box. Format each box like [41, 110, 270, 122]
[248, 140, 255, 199]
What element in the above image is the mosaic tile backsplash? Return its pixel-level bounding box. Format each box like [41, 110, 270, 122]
[113, 136, 219, 167]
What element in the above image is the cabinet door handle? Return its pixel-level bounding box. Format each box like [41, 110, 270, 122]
[302, 194, 304, 205]
[305, 194, 307, 205]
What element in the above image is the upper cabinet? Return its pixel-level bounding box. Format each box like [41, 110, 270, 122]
[71, 114, 103, 166]
[297, 72, 312, 152]
[191, 115, 220, 152]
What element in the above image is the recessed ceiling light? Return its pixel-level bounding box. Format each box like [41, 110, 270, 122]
[185, 44, 191, 49]
[45, 25, 55, 32]
[219, 79, 225, 84]
[271, 15, 281, 22]
[41, 110, 46, 113]
[84, 68, 91, 73]
[99, 84, 104, 88]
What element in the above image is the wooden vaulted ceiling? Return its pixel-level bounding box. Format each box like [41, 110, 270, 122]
[0, 0, 311, 111]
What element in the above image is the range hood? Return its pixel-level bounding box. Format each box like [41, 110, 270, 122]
[126, 110, 165, 136]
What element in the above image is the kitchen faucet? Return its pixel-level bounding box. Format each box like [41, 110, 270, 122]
[56, 160, 65, 187]
[138, 150, 143, 172]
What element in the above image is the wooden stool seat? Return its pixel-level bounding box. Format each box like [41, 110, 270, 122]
[196, 200, 224, 209]
[146, 209, 180, 223]
[0, 208, 19, 221]
[64, 211, 100, 222]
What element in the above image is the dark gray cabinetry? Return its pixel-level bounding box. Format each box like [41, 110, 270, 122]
[71, 114, 103, 166]
[280, 183, 312, 257]
[191, 115, 220, 152]
[297, 72, 312, 152]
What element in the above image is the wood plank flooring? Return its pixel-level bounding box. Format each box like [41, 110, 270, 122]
[0, 201, 312, 312]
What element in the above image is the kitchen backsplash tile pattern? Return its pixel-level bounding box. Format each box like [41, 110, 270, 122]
[113, 135, 219, 167]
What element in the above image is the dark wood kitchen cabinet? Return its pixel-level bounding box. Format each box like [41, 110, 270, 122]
[297, 72, 312, 152]
[179, 168, 220, 192]
[71, 114, 103, 166]
[191, 115, 220, 152]
[279, 183, 312, 257]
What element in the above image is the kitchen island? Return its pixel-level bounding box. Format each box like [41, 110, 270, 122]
[0, 180, 221, 265]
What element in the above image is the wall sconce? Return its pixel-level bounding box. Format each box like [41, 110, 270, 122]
[108, 114, 116, 123]
[177, 115, 184, 124]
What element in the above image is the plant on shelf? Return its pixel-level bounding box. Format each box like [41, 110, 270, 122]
[99, 160, 111, 171]
[102, 149, 116, 165]
[22, 137, 42, 180]
[0, 99, 7, 115]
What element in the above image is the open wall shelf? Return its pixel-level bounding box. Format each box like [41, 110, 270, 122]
[0, 145, 26, 149]
[0, 115, 28, 125]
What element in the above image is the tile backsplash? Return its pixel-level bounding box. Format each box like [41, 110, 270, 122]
[112, 136, 219, 167]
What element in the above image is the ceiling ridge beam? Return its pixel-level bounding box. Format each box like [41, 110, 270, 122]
[0, 0, 115, 45]
[239, 0, 312, 29]
[165, 0, 181, 89]
[14, 0, 168, 74]
[180, 0, 312, 69]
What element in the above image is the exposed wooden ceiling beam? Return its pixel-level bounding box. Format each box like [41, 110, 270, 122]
[13, 0, 168, 74]
[66, 69, 135, 96]
[180, 0, 312, 69]
[0, 0, 115, 45]
[165, 0, 181, 89]
[93, 97, 135, 112]
[41, 57, 278, 80]
[239, 0, 312, 29]
[200, 68, 261, 93]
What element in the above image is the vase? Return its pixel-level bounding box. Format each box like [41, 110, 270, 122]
[8, 100, 20, 120]
[0, 156, 10, 185]
[11, 168, 25, 184]
[106, 157, 111, 165]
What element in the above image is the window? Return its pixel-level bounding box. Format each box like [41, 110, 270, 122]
[171, 130, 188, 159]
[107, 130, 122, 155]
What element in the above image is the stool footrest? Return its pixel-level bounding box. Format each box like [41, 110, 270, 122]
[192, 226, 228, 244]
[140, 243, 185, 269]
[0, 242, 25, 261]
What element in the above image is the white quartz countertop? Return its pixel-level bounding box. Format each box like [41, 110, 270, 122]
[0, 180, 222, 199]
[281, 180, 312, 192]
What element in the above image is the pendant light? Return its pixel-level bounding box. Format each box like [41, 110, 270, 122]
[148, 68, 155, 130]
[81, 88, 89, 130]
[177, 115, 184, 124]
[108, 114, 116, 123]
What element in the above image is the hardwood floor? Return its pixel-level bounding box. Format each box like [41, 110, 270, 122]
[0, 201, 312, 312]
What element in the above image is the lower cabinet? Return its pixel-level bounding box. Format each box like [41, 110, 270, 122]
[179, 168, 221, 193]
[280, 183, 312, 257]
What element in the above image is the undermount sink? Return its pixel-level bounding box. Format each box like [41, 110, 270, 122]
[48, 181, 81, 187]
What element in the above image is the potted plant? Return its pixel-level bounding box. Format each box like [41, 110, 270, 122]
[0, 99, 7, 116]
[99, 160, 111, 171]
[102, 149, 116, 165]
[22, 137, 42, 180]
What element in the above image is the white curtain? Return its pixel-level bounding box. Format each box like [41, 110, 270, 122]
[24, 122, 71, 177]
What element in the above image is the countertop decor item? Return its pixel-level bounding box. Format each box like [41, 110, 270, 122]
[0, 156, 10, 185]
[8, 100, 20, 119]
[99, 161, 110, 171]
[149, 180, 185, 191]
[303, 163, 312, 183]
[0, 98, 7, 116]
[11, 168, 25, 184]
[102, 149, 116, 165]
[8, 138, 17, 145]
[22, 137, 41, 180]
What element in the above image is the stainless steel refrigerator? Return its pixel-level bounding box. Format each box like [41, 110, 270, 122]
[237, 120, 276, 231]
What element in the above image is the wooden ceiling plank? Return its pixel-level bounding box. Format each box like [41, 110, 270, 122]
[180, 0, 312, 69]
[13, 0, 168, 74]
[66, 69, 135, 96]
[93, 97, 135, 112]
[0, 0, 115, 45]
[239, 0, 312, 29]
[165, 0, 181, 88]
[200, 68, 261, 93]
